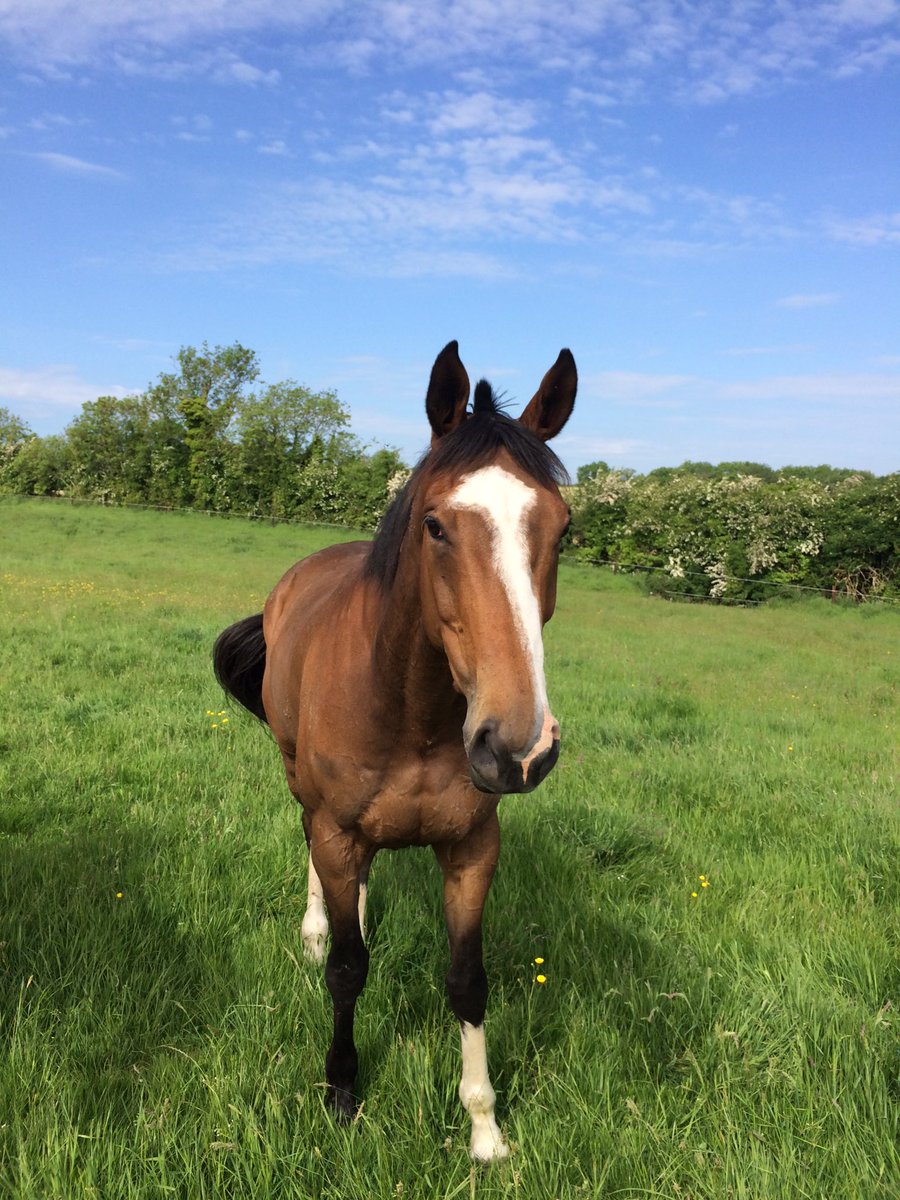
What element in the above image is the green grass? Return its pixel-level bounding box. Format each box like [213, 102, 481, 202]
[1, 497, 897, 1199]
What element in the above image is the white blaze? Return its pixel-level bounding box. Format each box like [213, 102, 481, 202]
[448, 464, 549, 754]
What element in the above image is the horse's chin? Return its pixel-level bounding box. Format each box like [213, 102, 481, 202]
[469, 771, 506, 796]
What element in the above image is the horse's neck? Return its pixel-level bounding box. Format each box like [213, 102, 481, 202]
[370, 551, 462, 741]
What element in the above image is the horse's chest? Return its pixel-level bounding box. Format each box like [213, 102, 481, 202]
[306, 750, 498, 847]
[359, 784, 498, 847]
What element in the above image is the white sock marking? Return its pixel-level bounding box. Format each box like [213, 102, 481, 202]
[459, 1021, 509, 1162]
[301, 863, 366, 963]
[301, 859, 329, 964]
[358, 881, 368, 943]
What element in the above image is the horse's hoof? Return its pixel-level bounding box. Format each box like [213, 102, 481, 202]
[302, 929, 328, 964]
[326, 1085, 358, 1123]
[470, 1137, 510, 1163]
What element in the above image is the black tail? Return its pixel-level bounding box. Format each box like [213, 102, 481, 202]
[213, 613, 268, 723]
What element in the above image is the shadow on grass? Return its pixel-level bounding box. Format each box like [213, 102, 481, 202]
[0, 824, 239, 1130]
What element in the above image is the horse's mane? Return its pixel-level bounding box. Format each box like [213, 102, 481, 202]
[364, 381, 568, 590]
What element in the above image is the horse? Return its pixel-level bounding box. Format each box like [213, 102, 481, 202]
[213, 340, 576, 1161]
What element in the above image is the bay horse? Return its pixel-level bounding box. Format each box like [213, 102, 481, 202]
[213, 340, 576, 1161]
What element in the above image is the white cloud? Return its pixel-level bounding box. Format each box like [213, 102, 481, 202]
[721, 373, 899, 404]
[587, 371, 697, 406]
[775, 292, 840, 309]
[30, 151, 125, 179]
[0, 0, 335, 66]
[834, 34, 900, 76]
[826, 211, 900, 245]
[27, 111, 86, 131]
[586, 367, 899, 410]
[2, 0, 898, 102]
[152, 117, 800, 276]
[555, 434, 647, 460]
[429, 91, 536, 135]
[215, 58, 280, 86]
[720, 344, 814, 357]
[109, 46, 283, 86]
[567, 87, 620, 109]
[0, 364, 129, 423]
[258, 138, 291, 156]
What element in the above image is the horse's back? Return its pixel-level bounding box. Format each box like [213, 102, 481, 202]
[265, 541, 370, 635]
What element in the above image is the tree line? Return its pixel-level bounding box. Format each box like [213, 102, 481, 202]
[0, 343, 405, 529]
[1, 341, 897, 601]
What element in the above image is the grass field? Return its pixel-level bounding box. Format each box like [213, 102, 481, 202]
[1, 497, 897, 1200]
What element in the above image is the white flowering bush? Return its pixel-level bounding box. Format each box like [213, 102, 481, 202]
[568, 465, 898, 601]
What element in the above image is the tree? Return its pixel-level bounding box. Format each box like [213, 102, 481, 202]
[231, 382, 352, 518]
[336, 446, 407, 528]
[812, 474, 899, 598]
[715, 461, 776, 482]
[0, 407, 34, 492]
[65, 395, 154, 502]
[779, 464, 873, 486]
[576, 460, 609, 483]
[6, 434, 70, 496]
[148, 342, 260, 509]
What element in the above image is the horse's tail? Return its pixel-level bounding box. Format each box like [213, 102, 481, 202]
[213, 613, 268, 723]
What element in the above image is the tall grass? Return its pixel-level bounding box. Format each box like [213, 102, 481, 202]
[1, 498, 897, 1199]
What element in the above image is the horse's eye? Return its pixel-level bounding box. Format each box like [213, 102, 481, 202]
[423, 516, 445, 541]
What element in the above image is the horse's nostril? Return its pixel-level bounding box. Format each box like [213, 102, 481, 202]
[469, 719, 500, 772]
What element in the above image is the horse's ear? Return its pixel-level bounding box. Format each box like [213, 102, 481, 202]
[519, 349, 577, 442]
[426, 340, 470, 441]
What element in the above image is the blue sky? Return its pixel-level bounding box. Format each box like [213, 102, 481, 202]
[1, 0, 898, 475]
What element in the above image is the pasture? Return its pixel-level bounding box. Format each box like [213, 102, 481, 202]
[0, 497, 897, 1199]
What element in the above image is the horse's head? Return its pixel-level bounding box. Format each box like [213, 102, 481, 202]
[416, 340, 576, 795]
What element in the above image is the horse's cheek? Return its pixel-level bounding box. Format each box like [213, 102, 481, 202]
[422, 558, 456, 638]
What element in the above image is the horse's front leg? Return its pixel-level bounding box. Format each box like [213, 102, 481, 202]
[434, 813, 509, 1162]
[310, 822, 372, 1119]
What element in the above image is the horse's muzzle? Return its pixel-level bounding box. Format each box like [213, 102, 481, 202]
[467, 719, 560, 795]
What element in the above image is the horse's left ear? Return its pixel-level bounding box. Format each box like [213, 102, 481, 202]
[519, 349, 577, 442]
[426, 340, 471, 443]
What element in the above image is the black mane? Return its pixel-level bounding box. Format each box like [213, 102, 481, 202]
[364, 383, 568, 589]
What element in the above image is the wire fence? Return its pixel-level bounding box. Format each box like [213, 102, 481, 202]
[6, 492, 899, 608]
[559, 552, 900, 607]
[5, 491, 364, 531]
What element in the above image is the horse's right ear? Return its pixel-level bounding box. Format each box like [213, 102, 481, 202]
[426, 340, 470, 442]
